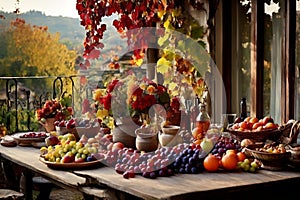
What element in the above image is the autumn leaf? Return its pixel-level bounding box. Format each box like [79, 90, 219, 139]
[157, 57, 172, 74]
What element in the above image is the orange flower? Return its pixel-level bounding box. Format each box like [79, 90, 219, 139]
[146, 85, 156, 94]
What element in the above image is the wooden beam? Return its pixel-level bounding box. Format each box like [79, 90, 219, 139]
[250, 0, 264, 119]
[282, 0, 296, 122]
[222, 0, 232, 113]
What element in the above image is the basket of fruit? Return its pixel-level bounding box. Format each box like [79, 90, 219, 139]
[245, 143, 291, 170]
[228, 116, 282, 142]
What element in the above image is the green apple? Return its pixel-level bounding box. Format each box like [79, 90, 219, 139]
[200, 138, 214, 154]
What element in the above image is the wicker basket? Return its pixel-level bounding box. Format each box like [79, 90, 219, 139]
[245, 144, 291, 170]
[228, 128, 282, 142]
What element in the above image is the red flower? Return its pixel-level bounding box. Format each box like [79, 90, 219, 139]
[107, 79, 119, 93]
[157, 85, 166, 95]
[170, 97, 180, 111]
[132, 87, 143, 96]
[102, 93, 112, 110]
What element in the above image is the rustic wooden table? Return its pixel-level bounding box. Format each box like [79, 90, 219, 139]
[1, 144, 300, 200]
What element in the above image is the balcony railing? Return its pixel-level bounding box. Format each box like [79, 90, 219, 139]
[0, 76, 87, 134]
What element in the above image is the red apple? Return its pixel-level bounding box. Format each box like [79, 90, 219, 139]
[262, 116, 274, 126]
[61, 154, 75, 163]
[45, 135, 60, 146]
[112, 142, 124, 152]
[75, 157, 85, 163]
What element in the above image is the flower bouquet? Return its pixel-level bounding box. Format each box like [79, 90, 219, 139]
[36, 96, 73, 132]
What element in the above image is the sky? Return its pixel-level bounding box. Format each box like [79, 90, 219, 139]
[0, 0, 79, 18]
[0, 0, 299, 18]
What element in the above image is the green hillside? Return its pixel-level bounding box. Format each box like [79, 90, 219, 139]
[0, 10, 125, 53]
[0, 10, 85, 49]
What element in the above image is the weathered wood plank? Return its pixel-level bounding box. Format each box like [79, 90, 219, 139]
[0, 145, 86, 189]
[1, 145, 300, 200]
[74, 167, 300, 200]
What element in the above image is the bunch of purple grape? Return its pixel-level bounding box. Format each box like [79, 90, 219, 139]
[211, 136, 241, 158]
[170, 146, 204, 174]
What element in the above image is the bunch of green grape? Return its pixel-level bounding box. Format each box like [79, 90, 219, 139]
[237, 158, 260, 172]
[40, 134, 98, 163]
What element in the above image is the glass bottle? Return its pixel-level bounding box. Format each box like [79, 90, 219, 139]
[190, 96, 200, 130]
[240, 97, 247, 120]
[195, 102, 211, 135]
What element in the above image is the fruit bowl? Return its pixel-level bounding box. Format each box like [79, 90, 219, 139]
[245, 144, 291, 170]
[228, 128, 282, 142]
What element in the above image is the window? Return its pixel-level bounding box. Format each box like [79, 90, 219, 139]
[218, 0, 298, 123]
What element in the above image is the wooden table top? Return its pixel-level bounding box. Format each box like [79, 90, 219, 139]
[0, 145, 86, 189]
[1, 144, 300, 200]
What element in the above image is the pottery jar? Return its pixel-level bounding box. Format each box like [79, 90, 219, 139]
[159, 124, 182, 147]
[135, 127, 158, 152]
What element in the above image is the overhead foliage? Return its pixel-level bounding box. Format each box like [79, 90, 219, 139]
[75, 0, 209, 67]
[75, 0, 220, 100]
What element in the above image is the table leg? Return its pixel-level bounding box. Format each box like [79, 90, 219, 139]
[20, 169, 34, 200]
[1, 158, 20, 191]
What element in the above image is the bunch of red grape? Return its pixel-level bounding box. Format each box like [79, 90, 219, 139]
[20, 132, 47, 138]
[211, 136, 241, 158]
[106, 144, 190, 179]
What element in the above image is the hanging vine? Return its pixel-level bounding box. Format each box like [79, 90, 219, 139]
[75, 0, 211, 68]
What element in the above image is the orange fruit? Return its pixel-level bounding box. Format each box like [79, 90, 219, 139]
[193, 139, 202, 145]
[249, 117, 258, 124]
[221, 152, 238, 171]
[252, 122, 261, 130]
[244, 117, 251, 122]
[236, 152, 247, 162]
[203, 154, 220, 172]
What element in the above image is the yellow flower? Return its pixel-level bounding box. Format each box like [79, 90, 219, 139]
[106, 117, 115, 129]
[93, 89, 106, 101]
[96, 109, 109, 120]
[140, 82, 147, 90]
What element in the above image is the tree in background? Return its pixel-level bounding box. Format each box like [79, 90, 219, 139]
[0, 18, 78, 91]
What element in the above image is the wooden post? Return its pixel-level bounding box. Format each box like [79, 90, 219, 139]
[250, 0, 264, 119]
[146, 48, 159, 81]
[222, 0, 232, 113]
[281, 0, 296, 122]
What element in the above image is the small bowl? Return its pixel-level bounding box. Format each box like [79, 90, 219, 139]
[161, 125, 180, 135]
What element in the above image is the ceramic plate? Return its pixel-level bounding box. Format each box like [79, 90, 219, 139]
[39, 157, 104, 170]
[11, 132, 49, 145]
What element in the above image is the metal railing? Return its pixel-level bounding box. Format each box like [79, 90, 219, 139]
[0, 76, 79, 133]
